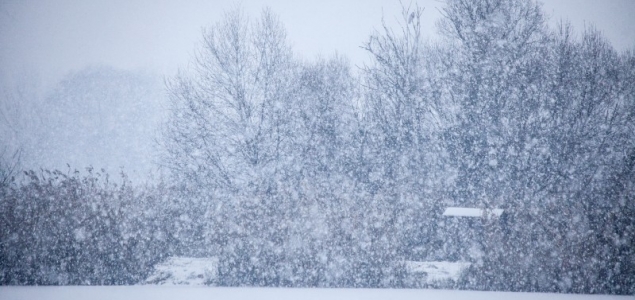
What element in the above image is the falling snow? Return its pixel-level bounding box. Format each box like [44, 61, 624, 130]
[1, 0, 634, 297]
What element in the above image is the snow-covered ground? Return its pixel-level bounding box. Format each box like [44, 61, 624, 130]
[0, 287, 630, 300]
[142, 256, 473, 287]
[142, 257, 471, 287]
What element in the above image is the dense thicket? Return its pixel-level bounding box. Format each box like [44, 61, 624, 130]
[1, 0, 633, 294]
[0, 168, 172, 284]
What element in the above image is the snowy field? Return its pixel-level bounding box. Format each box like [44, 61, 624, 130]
[0, 286, 631, 300]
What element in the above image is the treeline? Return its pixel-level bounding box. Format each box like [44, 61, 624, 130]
[1, 0, 634, 294]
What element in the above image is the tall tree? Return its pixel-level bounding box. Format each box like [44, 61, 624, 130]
[438, 0, 549, 209]
[161, 7, 300, 285]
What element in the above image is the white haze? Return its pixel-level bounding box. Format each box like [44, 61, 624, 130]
[0, 0, 633, 183]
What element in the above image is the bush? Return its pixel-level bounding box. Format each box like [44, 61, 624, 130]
[0, 168, 166, 285]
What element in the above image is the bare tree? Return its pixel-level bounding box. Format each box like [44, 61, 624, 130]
[0, 148, 20, 191]
[162, 8, 295, 194]
[161, 7, 301, 285]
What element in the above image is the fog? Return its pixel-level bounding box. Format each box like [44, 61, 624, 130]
[0, 0, 634, 180]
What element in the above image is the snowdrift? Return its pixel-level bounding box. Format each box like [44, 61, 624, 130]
[144, 257, 218, 285]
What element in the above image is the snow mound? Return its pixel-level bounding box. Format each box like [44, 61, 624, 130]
[406, 261, 471, 283]
[443, 207, 504, 218]
[144, 257, 218, 285]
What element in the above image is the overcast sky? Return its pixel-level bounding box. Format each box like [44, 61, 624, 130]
[1, 0, 634, 90]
